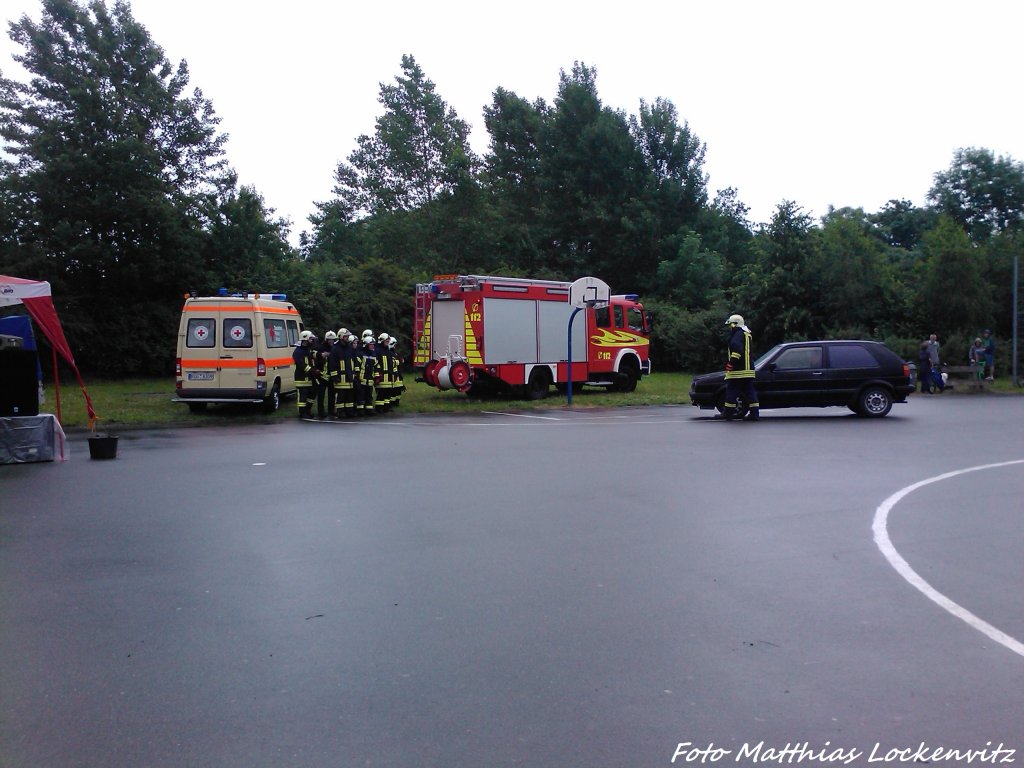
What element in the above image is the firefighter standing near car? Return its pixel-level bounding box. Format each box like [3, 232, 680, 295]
[355, 330, 377, 416]
[293, 330, 317, 418]
[723, 313, 759, 421]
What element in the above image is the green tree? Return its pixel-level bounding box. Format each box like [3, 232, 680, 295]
[0, 0, 232, 373]
[328, 54, 478, 218]
[311, 55, 485, 273]
[199, 185, 297, 291]
[482, 87, 548, 275]
[818, 207, 904, 335]
[628, 97, 707, 225]
[739, 201, 823, 346]
[869, 198, 936, 251]
[928, 147, 1024, 243]
[917, 215, 991, 336]
[537, 62, 649, 287]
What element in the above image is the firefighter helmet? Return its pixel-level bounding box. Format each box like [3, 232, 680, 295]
[377, 332, 389, 342]
[324, 330, 338, 341]
[387, 336, 397, 349]
[338, 327, 350, 339]
[299, 330, 314, 342]
[725, 314, 745, 327]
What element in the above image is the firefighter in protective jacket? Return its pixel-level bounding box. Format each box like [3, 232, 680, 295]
[355, 330, 377, 415]
[293, 330, 317, 418]
[723, 313, 759, 421]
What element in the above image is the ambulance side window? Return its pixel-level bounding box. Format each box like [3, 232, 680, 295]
[595, 306, 610, 328]
[223, 317, 253, 348]
[263, 319, 288, 348]
[187, 318, 215, 348]
[613, 305, 624, 329]
[287, 320, 299, 345]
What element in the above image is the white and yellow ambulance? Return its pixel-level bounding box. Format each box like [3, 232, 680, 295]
[174, 291, 304, 413]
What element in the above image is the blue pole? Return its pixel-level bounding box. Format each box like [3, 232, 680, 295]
[567, 307, 582, 405]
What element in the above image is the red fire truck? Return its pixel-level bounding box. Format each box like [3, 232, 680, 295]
[412, 274, 652, 398]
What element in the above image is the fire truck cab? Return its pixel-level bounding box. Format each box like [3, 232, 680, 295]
[413, 274, 652, 398]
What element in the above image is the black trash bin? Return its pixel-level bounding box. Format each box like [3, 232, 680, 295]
[88, 434, 119, 460]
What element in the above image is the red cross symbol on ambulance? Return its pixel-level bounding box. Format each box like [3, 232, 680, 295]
[230, 326, 245, 341]
[194, 326, 208, 340]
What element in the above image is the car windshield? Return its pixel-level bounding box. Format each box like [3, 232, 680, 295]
[754, 345, 782, 369]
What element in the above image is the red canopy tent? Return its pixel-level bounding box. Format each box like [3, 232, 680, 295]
[0, 274, 96, 427]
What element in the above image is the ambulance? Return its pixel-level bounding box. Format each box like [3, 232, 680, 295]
[174, 291, 304, 413]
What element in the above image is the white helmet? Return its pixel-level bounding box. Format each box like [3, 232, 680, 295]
[299, 330, 314, 342]
[324, 330, 338, 341]
[725, 314, 745, 327]
[338, 327, 349, 339]
[377, 332, 389, 343]
[387, 335, 398, 349]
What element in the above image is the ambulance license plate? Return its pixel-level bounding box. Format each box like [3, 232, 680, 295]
[187, 372, 215, 381]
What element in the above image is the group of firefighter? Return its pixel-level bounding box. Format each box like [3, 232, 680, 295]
[292, 327, 404, 419]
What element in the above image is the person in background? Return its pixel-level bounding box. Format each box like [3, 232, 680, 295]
[982, 329, 995, 381]
[926, 333, 945, 392]
[917, 340, 933, 394]
[970, 337, 986, 384]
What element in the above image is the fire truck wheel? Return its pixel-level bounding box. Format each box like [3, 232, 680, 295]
[617, 359, 639, 392]
[525, 367, 550, 400]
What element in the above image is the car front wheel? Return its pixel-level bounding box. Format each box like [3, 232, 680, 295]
[716, 390, 749, 419]
[857, 386, 892, 417]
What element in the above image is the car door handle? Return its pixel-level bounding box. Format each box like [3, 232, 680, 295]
[220, 354, 234, 359]
[812, 370, 824, 375]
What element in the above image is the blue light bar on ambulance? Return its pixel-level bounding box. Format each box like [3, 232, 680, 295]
[624, 294, 640, 301]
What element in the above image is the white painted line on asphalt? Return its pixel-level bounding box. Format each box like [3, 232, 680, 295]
[481, 411, 561, 420]
[873, 459, 1024, 658]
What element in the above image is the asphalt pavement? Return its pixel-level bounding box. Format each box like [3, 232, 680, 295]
[2, 394, 1023, 767]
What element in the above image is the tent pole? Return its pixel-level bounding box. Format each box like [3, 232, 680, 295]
[53, 346, 62, 424]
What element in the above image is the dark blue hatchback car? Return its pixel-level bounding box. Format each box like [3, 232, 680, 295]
[688, 340, 914, 418]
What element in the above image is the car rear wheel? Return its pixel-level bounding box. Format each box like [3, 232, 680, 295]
[857, 386, 892, 417]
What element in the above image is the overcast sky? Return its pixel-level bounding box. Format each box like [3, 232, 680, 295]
[3, 0, 1022, 246]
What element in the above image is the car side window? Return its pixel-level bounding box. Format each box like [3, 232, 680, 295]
[613, 305, 624, 329]
[186, 318, 215, 348]
[774, 347, 823, 370]
[287, 320, 299, 345]
[595, 306, 610, 328]
[828, 345, 878, 368]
